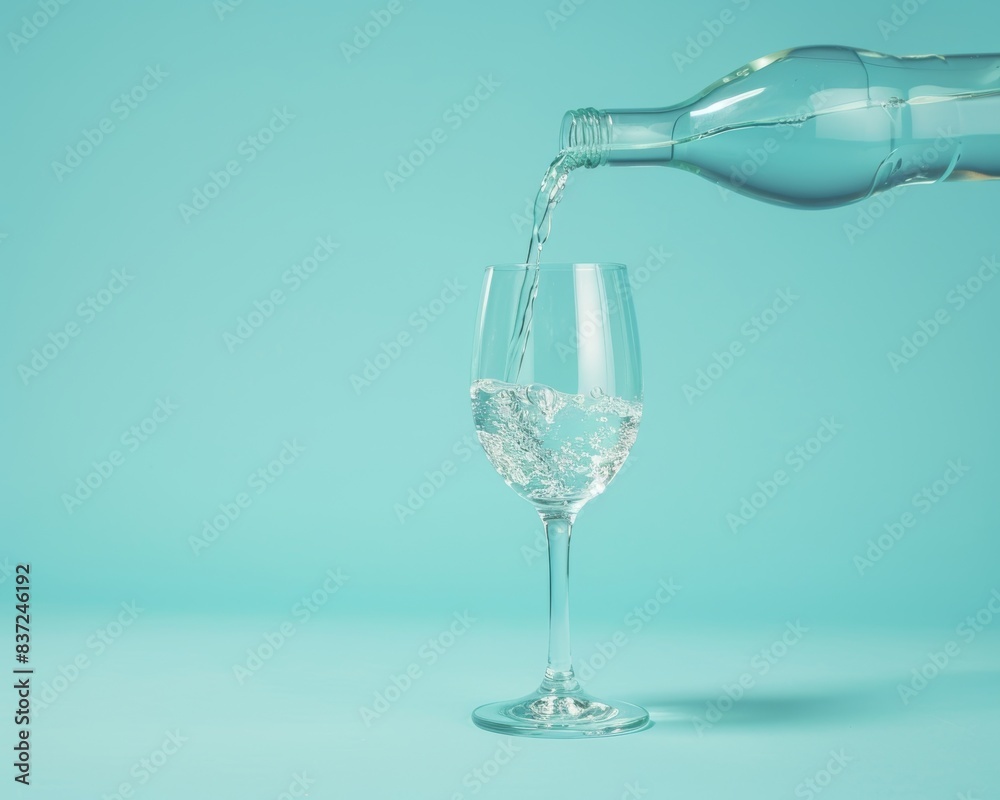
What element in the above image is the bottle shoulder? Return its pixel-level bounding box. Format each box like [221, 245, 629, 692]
[674, 47, 869, 139]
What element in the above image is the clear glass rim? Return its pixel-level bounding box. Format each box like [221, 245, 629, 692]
[486, 262, 626, 272]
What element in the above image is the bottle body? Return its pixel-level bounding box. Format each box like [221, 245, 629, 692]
[562, 46, 1000, 208]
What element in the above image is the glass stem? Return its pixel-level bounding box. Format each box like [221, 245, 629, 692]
[541, 514, 579, 693]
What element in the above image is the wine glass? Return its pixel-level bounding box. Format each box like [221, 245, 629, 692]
[469, 262, 648, 738]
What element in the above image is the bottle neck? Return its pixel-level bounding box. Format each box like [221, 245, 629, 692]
[559, 108, 612, 168]
[561, 107, 682, 167]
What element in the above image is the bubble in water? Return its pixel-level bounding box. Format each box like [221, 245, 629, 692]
[470, 378, 643, 506]
[590, 386, 605, 399]
[526, 383, 558, 420]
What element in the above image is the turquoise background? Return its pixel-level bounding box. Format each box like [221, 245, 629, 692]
[1, 0, 998, 796]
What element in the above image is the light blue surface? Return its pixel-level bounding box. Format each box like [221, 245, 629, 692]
[2, 0, 999, 795]
[27, 616, 1000, 797]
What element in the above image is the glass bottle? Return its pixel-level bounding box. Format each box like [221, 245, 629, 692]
[561, 45, 1000, 208]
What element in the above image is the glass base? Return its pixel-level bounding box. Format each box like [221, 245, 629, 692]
[472, 686, 650, 738]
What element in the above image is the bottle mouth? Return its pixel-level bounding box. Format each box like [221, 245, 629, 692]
[559, 108, 611, 168]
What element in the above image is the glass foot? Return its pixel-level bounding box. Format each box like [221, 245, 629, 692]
[472, 686, 650, 738]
